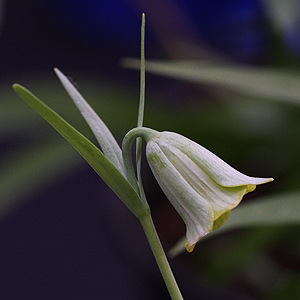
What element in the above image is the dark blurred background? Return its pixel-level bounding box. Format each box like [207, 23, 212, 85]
[1, 1, 300, 299]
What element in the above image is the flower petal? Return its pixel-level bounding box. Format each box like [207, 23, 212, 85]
[146, 141, 214, 246]
[160, 131, 273, 187]
[156, 139, 251, 220]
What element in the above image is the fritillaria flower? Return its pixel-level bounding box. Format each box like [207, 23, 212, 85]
[131, 128, 273, 251]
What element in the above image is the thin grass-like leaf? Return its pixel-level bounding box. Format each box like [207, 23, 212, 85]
[13, 84, 144, 217]
[54, 68, 125, 175]
[123, 58, 300, 106]
[135, 13, 147, 204]
[169, 192, 300, 257]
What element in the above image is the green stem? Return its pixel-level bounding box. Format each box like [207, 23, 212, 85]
[122, 127, 158, 194]
[140, 213, 184, 300]
[136, 13, 146, 202]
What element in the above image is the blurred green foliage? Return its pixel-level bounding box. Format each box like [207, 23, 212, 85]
[3, 3, 300, 297]
[4, 60, 300, 297]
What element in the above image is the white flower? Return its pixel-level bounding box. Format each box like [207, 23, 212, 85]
[144, 129, 273, 251]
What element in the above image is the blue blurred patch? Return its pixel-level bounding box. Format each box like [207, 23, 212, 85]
[182, 0, 269, 62]
[52, 0, 300, 62]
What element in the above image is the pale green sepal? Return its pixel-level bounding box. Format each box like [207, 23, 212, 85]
[178, 211, 230, 251]
[212, 210, 231, 231]
[146, 141, 214, 246]
[184, 240, 196, 253]
[54, 68, 125, 175]
[13, 84, 145, 218]
[160, 131, 273, 188]
[156, 138, 255, 220]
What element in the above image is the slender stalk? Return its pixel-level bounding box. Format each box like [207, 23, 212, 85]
[140, 213, 184, 300]
[122, 127, 158, 208]
[136, 13, 146, 200]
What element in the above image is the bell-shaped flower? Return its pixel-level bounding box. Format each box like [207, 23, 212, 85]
[140, 128, 273, 251]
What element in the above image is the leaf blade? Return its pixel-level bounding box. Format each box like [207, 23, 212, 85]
[54, 68, 125, 175]
[13, 84, 142, 217]
[123, 58, 300, 106]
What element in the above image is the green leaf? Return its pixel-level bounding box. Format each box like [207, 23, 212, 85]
[54, 68, 125, 175]
[122, 58, 300, 106]
[136, 13, 146, 201]
[169, 192, 300, 257]
[13, 84, 144, 217]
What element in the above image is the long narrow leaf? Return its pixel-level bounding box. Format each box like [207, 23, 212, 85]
[169, 192, 300, 257]
[135, 14, 147, 205]
[54, 68, 125, 175]
[13, 84, 142, 217]
[123, 58, 300, 106]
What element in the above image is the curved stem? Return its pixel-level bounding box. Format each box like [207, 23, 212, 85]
[122, 127, 158, 194]
[140, 213, 184, 300]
